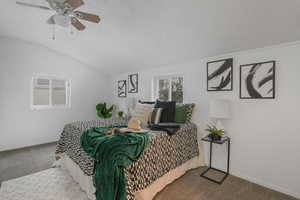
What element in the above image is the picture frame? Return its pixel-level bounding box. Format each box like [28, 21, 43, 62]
[118, 80, 127, 98]
[240, 61, 275, 99]
[207, 58, 233, 91]
[128, 73, 138, 93]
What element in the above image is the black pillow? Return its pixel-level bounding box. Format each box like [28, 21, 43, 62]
[138, 100, 156, 105]
[154, 100, 176, 122]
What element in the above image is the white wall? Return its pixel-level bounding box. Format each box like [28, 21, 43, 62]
[0, 37, 110, 151]
[110, 42, 300, 198]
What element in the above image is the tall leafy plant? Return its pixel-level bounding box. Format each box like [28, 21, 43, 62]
[96, 103, 114, 119]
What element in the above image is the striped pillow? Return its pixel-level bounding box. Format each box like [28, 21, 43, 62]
[131, 103, 154, 127]
[148, 108, 163, 125]
[185, 103, 195, 123]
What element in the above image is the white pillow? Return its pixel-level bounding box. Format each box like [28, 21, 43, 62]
[131, 103, 154, 127]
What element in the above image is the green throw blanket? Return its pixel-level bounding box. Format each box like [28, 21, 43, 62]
[81, 127, 149, 200]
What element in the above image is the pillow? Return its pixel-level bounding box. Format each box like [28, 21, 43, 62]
[185, 103, 195, 123]
[154, 100, 176, 122]
[175, 104, 187, 123]
[131, 103, 154, 127]
[138, 100, 156, 105]
[148, 108, 163, 125]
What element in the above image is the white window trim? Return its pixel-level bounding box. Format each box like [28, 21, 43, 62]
[152, 74, 184, 103]
[30, 74, 71, 110]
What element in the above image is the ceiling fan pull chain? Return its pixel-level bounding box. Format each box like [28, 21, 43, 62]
[52, 24, 56, 40]
[70, 25, 74, 35]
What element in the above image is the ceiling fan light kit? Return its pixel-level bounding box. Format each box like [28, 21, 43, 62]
[16, 0, 100, 33]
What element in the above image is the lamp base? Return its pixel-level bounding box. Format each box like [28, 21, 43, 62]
[215, 119, 224, 130]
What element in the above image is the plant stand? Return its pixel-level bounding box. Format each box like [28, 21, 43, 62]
[200, 136, 230, 184]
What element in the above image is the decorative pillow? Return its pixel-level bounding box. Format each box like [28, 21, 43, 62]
[138, 100, 156, 105]
[175, 104, 187, 123]
[154, 100, 176, 122]
[131, 103, 154, 127]
[148, 108, 163, 125]
[185, 103, 195, 123]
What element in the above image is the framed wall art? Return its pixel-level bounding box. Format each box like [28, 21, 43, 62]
[128, 73, 138, 93]
[207, 58, 233, 91]
[118, 80, 127, 98]
[240, 61, 275, 99]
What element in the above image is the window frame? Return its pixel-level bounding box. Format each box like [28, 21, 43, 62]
[30, 74, 71, 110]
[152, 74, 184, 103]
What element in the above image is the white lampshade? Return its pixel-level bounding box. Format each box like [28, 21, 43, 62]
[126, 97, 137, 115]
[209, 99, 231, 119]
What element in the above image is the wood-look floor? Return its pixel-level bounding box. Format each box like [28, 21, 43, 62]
[0, 142, 298, 200]
[154, 168, 298, 200]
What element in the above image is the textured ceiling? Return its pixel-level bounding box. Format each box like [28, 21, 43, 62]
[1, 0, 300, 74]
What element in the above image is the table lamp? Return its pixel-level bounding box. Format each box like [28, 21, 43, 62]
[209, 99, 231, 130]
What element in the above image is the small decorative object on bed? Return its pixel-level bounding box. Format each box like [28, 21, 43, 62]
[106, 128, 121, 136]
[118, 80, 127, 97]
[96, 103, 114, 119]
[240, 61, 275, 99]
[207, 58, 233, 91]
[128, 73, 138, 93]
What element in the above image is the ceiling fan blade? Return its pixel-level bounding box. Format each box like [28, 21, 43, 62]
[74, 11, 100, 23]
[16, 1, 51, 10]
[71, 17, 85, 31]
[46, 15, 55, 24]
[64, 0, 84, 10]
[52, 0, 65, 3]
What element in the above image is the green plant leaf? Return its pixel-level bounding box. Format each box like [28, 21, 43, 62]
[205, 123, 225, 136]
[97, 110, 104, 118]
[96, 103, 104, 111]
[96, 102, 113, 119]
[107, 105, 114, 113]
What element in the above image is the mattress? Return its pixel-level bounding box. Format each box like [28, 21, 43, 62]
[56, 118, 202, 200]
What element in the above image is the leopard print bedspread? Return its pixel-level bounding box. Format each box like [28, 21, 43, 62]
[55, 118, 199, 200]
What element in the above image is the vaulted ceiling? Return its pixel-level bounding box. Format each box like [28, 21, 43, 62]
[1, 0, 300, 73]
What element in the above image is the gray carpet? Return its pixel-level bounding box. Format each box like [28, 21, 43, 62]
[0, 142, 298, 200]
[0, 142, 56, 183]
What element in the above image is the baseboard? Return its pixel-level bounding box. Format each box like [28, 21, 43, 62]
[0, 141, 58, 153]
[231, 171, 300, 199]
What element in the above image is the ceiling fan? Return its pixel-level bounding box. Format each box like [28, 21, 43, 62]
[16, 0, 100, 31]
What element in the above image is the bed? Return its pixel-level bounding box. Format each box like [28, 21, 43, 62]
[55, 118, 203, 200]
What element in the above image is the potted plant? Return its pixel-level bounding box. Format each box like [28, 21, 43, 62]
[96, 103, 114, 119]
[205, 124, 225, 141]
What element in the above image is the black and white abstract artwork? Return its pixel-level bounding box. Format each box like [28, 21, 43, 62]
[128, 73, 138, 93]
[240, 61, 275, 99]
[207, 58, 233, 91]
[118, 80, 127, 97]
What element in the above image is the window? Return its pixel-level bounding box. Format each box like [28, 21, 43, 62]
[31, 75, 71, 109]
[154, 75, 184, 103]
